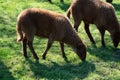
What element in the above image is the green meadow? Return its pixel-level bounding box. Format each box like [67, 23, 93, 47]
[0, 0, 120, 80]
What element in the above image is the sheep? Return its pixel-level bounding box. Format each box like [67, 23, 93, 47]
[67, 0, 120, 47]
[16, 8, 86, 61]
[48, 0, 64, 3]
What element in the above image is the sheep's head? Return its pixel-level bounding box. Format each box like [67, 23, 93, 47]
[72, 44, 86, 61]
[111, 32, 120, 47]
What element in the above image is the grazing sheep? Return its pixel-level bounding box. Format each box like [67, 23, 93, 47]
[67, 0, 120, 47]
[16, 8, 86, 61]
[48, 0, 64, 3]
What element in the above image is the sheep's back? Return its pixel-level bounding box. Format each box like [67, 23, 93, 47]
[17, 8, 72, 40]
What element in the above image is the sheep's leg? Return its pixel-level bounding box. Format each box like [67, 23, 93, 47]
[66, 8, 71, 19]
[42, 36, 54, 60]
[60, 42, 67, 59]
[72, 11, 82, 32]
[28, 41, 39, 60]
[84, 23, 95, 44]
[60, 0, 64, 3]
[22, 37, 28, 58]
[98, 28, 105, 47]
[74, 23, 81, 31]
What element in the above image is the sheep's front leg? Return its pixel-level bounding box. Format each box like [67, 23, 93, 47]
[60, 42, 67, 59]
[72, 10, 82, 32]
[22, 37, 28, 58]
[74, 21, 81, 32]
[28, 41, 39, 60]
[42, 36, 54, 60]
[98, 28, 105, 47]
[84, 23, 95, 44]
[66, 8, 71, 19]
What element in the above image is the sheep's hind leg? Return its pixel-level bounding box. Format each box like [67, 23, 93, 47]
[28, 41, 39, 60]
[73, 19, 81, 32]
[98, 28, 105, 47]
[84, 23, 95, 44]
[22, 37, 28, 58]
[60, 42, 67, 59]
[72, 10, 82, 32]
[42, 36, 54, 60]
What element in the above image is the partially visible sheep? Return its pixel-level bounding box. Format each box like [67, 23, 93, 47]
[106, 0, 113, 3]
[67, 0, 120, 47]
[16, 8, 86, 61]
[48, 0, 64, 3]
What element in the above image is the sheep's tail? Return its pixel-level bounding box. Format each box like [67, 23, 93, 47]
[66, 7, 71, 19]
[16, 23, 23, 42]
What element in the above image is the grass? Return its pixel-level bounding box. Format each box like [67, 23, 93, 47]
[0, 0, 120, 80]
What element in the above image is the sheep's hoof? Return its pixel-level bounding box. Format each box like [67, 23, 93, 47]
[91, 41, 95, 44]
[102, 45, 105, 47]
[42, 55, 46, 60]
[35, 60, 39, 63]
[64, 57, 69, 63]
[102, 44, 106, 47]
[91, 44, 97, 48]
[24, 55, 28, 59]
[63, 55, 67, 59]
[35, 58, 39, 62]
[35, 57, 39, 61]
[81, 58, 86, 62]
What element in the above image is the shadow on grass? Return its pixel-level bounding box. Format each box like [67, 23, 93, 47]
[52, 2, 70, 11]
[0, 60, 15, 80]
[27, 59, 95, 79]
[87, 45, 120, 62]
[112, 3, 120, 11]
